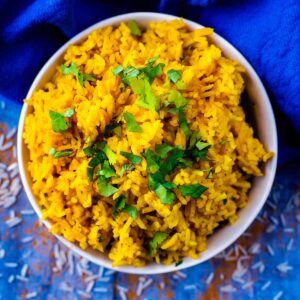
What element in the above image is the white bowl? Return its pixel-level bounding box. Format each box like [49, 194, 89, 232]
[17, 12, 278, 274]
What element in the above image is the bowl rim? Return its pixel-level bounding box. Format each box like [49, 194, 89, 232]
[17, 12, 278, 275]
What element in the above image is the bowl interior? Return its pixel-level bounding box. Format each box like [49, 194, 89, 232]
[17, 12, 277, 275]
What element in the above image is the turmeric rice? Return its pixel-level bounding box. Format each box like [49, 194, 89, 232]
[23, 19, 273, 267]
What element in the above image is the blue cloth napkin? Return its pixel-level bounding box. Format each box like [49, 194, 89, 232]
[0, 0, 299, 162]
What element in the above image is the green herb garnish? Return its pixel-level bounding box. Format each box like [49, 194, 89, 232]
[123, 112, 142, 133]
[178, 184, 208, 198]
[143, 149, 160, 173]
[155, 143, 173, 159]
[175, 260, 183, 266]
[48, 148, 73, 158]
[175, 80, 186, 90]
[112, 65, 123, 75]
[63, 108, 74, 118]
[159, 148, 185, 177]
[83, 146, 95, 157]
[149, 232, 168, 256]
[97, 176, 118, 197]
[167, 69, 182, 83]
[120, 163, 135, 177]
[112, 195, 138, 219]
[178, 107, 190, 139]
[61, 61, 96, 86]
[101, 144, 117, 165]
[223, 199, 228, 205]
[96, 160, 116, 178]
[207, 168, 214, 179]
[196, 141, 210, 151]
[127, 20, 142, 36]
[49, 111, 70, 133]
[104, 121, 121, 138]
[87, 151, 106, 182]
[120, 151, 142, 165]
[167, 90, 188, 108]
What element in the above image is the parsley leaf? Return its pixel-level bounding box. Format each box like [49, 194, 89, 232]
[144, 63, 165, 83]
[63, 108, 74, 118]
[97, 176, 118, 197]
[207, 168, 214, 179]
[120, 151, 142, 165]
[167, 90, 187, 108]
[49, 111, 70, 133]
[120, 163, 135, 177]
[123, 204, 138, 219]
[100, 143, 117, 165]
[127, 20, 142, 36]
[48, 148, 73, 158]
[83, 146, 95, 157]
[175, 80, 186, 90]
[196, 141, 210, 151]
[179, 184, 208, 198]
[112, 195, 126, 218]
[104, 121, 121, 138]
[155, 143, 173, 159]
[143, 149, 160, 173]
[175, 260, 183, 266]
[186, 144, 211, 161]
[159, 148, 185, 177]
[189, 132, 201, 149]
[178, 107, 190, 139]
[123, 112, 142, 133]
[61, 61, 96, 86]
[167, 69, 182, 83]
[138, 79, 160, 112]
[112, 65, 123, 75]
[149, 232, 168, 256]
[128, 77, 146, 94]
[96, 160, 116, 178]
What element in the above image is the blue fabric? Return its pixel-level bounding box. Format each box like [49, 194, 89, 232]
[0, 0, 299, 163]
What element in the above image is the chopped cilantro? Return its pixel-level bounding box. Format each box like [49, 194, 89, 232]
[167, 90, 187, 108]
[175, 260, 183, 266]
[159, 148, 184, 177]
[177, 158, 193, 168]
[120, 151, 142, 164]
[120, 163, 135, 177]
[112, 195, 126, 218]
[98, 235, 103, 243]
[83, 146, 94, 157]
[61, 61, 96, 86]
[167, 69, 182, 83]
[186, 144, 211, 161]
[63, 108, 74, 118]
[196, 141, 210, 151]
[223, 199, 228, 205]
[149, 232, 168, 256]
[138, 79, 160, 112]
[143, 149, 160, 173]
[123, 112, 142, 133]
[175, 80, 186, 90]
[207, 168, 214, 179]
[128, 77, 145, 94]
[97, 176, 118, 197]
[112, 195, 138, 219]
[123, 204, 138, 219]
[49, 111, 70, 133]
[101, 144, 117, 165]
[147, 56, 159, 66]
[145, 63, 165, 83]
[104, 121, 121, 138]
[48, 148, 73, 158]
[87, 151, 106, 182]
[179, 184, 208, 198]
[112, 65, 123, 75]
[178, 107, 190, 139]
[155, 143, 173, 159]
[96, 160, 116, 178]
[189, 132, 201, 149]
[127, 20, 142, 36]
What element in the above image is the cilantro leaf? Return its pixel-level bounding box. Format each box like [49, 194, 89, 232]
[120, 151, 142, 165]
[189, 132, 201, 149]
[155, 143, 173, 159]
[100, 143, 117, 165]
[147, 56, 159, 66]
[112, 65, 123, 75]
[207, 168, 214, 179]
[112, 195, 126, 218]
[48, 148, 73, 158]
[149, 232, 168, 256]
[167, 90, 187, 108]
[123, 112, 142, 133]
[179, 184, 208, 198]
[159, 148, 184, 177]
[120, 163, 135, 177]
[49, 111, 70, 133]
[178, 107, 190, 139]
[167, 69, 182, 83]
[127, 20, 142, 36]
[63, 108, 75, 118]
[185, 145, 211, 161]
[104, 121, 121, 138]
[61, 61, 96, 86]
[87, 151, 106, 182]
[175, 80, 186, 90]
[138, 79, 160, 112]
[145, 63, 165, 82]
[143, 149, 160, 173]
[175, 260, 183, 266]
[97, 176, 118, 197]
[196, 141, 210, 151]
[83, 146, 95, 157]
[123, 204, 138, 219]
[128, 77, 145, 94]
[96, 160, 116, 178]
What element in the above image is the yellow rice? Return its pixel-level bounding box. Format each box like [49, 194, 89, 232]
[23, 19, 273, 267]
